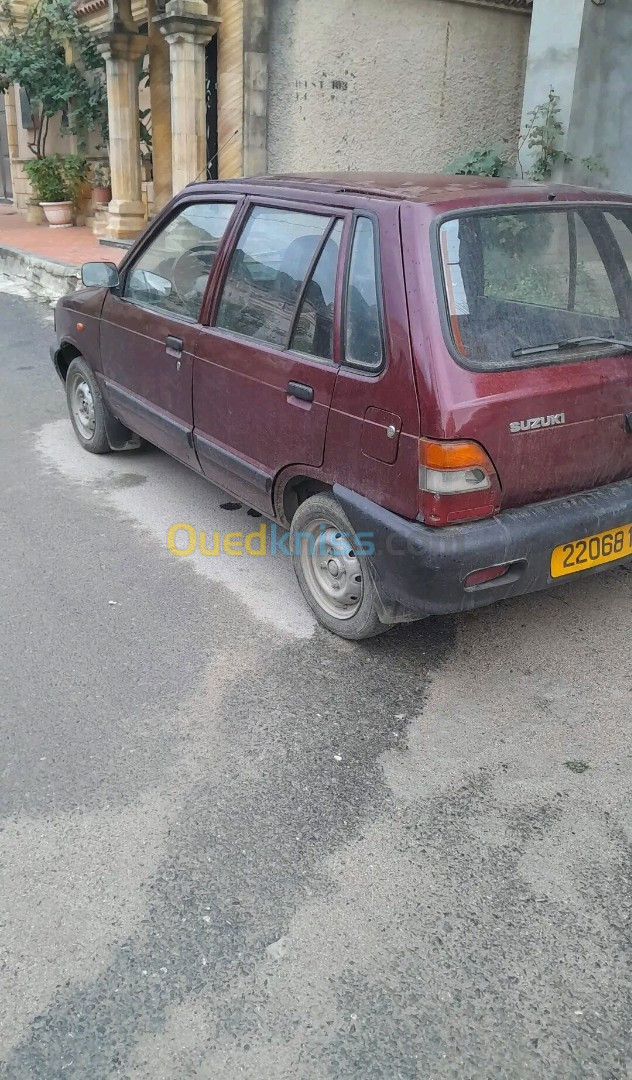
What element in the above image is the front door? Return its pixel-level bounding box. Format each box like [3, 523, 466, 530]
[0, 95, 13, 201]
[99, 198, 238, 469]
[193, 201, 348, 511]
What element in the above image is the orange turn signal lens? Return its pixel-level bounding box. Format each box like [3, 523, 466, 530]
[419, 438, 492, 471]
[418, 437, 501, 525]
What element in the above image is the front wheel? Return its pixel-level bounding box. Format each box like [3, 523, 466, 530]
[65, 357, 111, 454]
[290, 492, 388, 640]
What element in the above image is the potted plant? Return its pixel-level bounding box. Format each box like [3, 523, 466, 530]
[91, 160, 111, 205]
[23, 153, 88, 227]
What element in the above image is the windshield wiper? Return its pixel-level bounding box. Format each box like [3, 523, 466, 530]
[511, 336, 632, 359]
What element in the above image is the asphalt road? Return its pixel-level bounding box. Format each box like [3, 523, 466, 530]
[0, 292, 630, 1080]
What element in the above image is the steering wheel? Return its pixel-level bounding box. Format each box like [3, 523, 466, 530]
[171, 243, 217, 303]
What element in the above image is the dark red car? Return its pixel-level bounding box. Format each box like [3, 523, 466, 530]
[52, 173, 632, 638]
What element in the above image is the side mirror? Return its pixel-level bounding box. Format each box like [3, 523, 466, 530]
[81, 261, 119, 289]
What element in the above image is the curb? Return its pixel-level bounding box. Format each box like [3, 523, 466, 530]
[0, 243, 79, 304]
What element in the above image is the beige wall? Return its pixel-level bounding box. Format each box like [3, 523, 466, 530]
[267, 0, 530, 174]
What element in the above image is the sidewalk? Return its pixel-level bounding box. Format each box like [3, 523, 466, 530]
[0, 203, 124, 302]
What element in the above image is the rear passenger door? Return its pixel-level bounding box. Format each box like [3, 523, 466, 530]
[193, 201, 348, 511]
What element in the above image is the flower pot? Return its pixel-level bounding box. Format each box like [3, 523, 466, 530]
[26, 200, 46, 225]
[40, 201, 75, 228]
[92, 185, 111, 206]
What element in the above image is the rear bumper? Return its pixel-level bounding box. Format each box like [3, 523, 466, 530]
[334, 479, 632, 618]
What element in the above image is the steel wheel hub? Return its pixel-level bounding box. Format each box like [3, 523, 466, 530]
[300, 522, 364, 620]
[70, 374, 95, 439]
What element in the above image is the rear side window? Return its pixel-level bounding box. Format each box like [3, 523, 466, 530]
[215, 206, 332, 348]
[344, 216, 384, 372]
[439, 207, 632, 370]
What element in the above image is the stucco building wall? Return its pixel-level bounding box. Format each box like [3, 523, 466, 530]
[564, 0, 632, 193]
[266, 0, 531, 174]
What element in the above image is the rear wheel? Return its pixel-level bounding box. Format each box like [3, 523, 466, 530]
[66, 357, 111, 454]
[290, 492, 387, 640]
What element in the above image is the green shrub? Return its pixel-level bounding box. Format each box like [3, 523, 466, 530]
[24, 154, 89, 203]
[91, 160, 111, 187]
[0, 0, 107, 158]
[443, 147, 514, 179]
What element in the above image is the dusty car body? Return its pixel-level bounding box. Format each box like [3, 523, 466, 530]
[52, 173, 632, 637]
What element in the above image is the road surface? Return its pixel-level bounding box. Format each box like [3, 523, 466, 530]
[0, 293, 630, 1079]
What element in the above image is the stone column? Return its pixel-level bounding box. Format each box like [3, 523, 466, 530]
[242, 0, 268, 177]
[97, 26, 148, 239]
[217, 0, 243, 180]
[156, 0, 220, 195]
[147, 0, 173, 210]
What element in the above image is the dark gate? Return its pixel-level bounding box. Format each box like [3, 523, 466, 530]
[0, 94, 13, 201]
[205, 36, 218, 180]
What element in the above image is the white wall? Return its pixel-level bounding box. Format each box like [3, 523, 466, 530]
[518, 0, 584, 177]
[266, 0, 531, 174]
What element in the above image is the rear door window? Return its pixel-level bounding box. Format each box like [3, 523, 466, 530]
[439, 207, 632, 370]
[215, 205, 333, 348]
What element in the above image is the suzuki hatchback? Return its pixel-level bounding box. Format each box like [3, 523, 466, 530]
[52, 173, 632, 638]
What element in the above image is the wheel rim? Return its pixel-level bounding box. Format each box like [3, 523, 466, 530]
[70, 373, 96, 439]
[299, 520, 363, 620]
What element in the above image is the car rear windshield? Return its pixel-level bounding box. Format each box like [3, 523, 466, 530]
[438, 205, 632, 370]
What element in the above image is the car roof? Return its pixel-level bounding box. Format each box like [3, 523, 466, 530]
[186, 172, 632, 210]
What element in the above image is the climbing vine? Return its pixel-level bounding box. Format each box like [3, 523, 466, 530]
[444, 89, 605, 181]
[0, 0, 107, 158]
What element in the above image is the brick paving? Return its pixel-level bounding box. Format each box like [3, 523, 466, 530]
[0, 204, 123, 268]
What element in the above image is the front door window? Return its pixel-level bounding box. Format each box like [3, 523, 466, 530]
[123, 201, 236, 321]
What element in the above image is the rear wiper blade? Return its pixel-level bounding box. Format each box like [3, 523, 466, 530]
[511, 336, 632, 359]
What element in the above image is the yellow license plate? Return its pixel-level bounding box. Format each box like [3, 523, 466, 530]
[551, 522, 632, 578]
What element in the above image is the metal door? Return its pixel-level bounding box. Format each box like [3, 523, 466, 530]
[0, 95, 13, 201]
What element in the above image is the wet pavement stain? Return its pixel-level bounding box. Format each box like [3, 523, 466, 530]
[108, 473, 149, 489]
[0, 622, 455, 1079]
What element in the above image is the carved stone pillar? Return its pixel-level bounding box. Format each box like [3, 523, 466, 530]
[156, 0, 220, 194]
[242, 0, 268, 176]
[147, 0, 173, 210]
[97, 26, 148, 239]
[217, 0, 243, 180]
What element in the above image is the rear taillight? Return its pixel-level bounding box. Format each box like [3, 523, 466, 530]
[419, 438, 501, 526]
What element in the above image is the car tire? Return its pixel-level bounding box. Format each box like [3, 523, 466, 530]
[290, 491, 388, 640]
[65, 357, 111, 454]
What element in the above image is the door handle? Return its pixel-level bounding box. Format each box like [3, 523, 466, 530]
[287, 381, 314, 403]
[166, 334, 183, 358]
